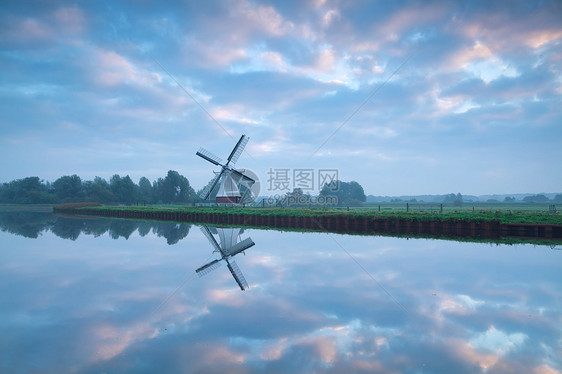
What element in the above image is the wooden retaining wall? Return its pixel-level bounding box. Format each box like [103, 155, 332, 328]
[52, 207, 562, 241]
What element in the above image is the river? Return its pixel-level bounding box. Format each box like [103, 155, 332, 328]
[0, 211, 560, 373]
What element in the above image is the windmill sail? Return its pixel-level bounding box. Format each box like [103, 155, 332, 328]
[200, 226, 221, 252]
[228, 237, 255, 256]
[227, 259, 249, 291]
[230, 168, 255, 183]
[227, 135, 249, 166]
[199, 170, 224, 199]
[196, 259, 222, 276]
[196, 134, 253, 204]
[197, 226, 254, 291]
[196, 147, 223, 166]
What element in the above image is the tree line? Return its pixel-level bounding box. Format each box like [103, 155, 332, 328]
[0, 170, 198, 205]
[390, 193, 562, 205]
[1, 173, 370, 207]
[272, 180, 367, 207]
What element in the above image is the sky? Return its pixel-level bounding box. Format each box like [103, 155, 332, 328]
[1, 0, 561, 196]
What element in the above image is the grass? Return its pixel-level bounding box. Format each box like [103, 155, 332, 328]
[67, 204, 562, 225]
[361, 202, 557, 213]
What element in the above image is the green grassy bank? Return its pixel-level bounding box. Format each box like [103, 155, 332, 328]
[62, 204, 562, 226]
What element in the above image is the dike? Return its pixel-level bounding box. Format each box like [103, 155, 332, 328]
[52, 206, 562, 242]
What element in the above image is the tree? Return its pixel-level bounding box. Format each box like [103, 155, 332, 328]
[523, 194, 549, 203]
[443, 193, 463, 207]
[154, 170, 196, 204]
[284, 188, 312, 206]
[0, 177, 56, 204]
[53, 175, 83, 202]
[504, 196, 516, 202]
[554, 194, 562, 202]
[110, 174, 138, 204]
[138, 177, 153, 203]
[83, 177, 114, 203]
[320, 180, 366, 207]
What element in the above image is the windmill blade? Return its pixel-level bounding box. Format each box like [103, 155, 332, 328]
[200, 226, 221, 252]
[230, 168, 255, 183]
[226, 135, 249, 166]
[199, 170, 225, 199]
[226, 259, 249, 291]
[196, 259, 222, 277]
[196, 147, 223, 166]
[228, 237, 255, 257]
[240, 189, 256, 204]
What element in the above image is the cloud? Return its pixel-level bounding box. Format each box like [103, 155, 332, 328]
[234, 1, 294, 37]
[0, 4, 86, 46]
[470, 326, 528, 357]
[52, 5, 87, 34]
[94, 49, 162, 87]
[0, 0, 561, 194]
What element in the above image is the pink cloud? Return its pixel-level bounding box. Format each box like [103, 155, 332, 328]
[453, 6, 562, 54]
[95, 49, 162, 87]
[0, 5, 86, 45]
[524, 30, 562, 49]
[377, 4, 449, 39]
[19, 18, 52, 40]
[234, 0, 294, 37]
[53, 6, 86, 34]
[449, 41, 494, 69]
[185, 38, 248, 68]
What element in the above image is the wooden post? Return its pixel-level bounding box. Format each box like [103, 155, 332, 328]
[406, 203, 409, 212]
[440, 204, 443, 213]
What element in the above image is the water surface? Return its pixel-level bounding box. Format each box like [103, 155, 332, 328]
[0, 212, 560, 373]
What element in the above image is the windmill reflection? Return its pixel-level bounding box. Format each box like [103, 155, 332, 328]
[197, 226, 255, 291]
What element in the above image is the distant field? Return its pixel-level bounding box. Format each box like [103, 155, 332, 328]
[360, 202, 557, 213]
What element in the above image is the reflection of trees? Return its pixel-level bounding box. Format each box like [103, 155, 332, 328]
[151, 222, 191, 245]
[82, 219, 113, 237]
[0, 212, 191, 244]
[137, 221, 153, 237]
[50, 218, 86, 241]
[109, 220, 139, 240]
[0, 212, 53, 238]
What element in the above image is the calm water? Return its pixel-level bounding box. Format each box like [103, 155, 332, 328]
[0, 212, 561, 374]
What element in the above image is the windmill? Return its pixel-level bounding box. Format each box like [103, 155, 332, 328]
[196, 226, 255, 291]
[196, 134, 256, 205]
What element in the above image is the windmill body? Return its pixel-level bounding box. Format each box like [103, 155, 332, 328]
[196, 134, 255, 206]
[216, 173, 241, 204]
[196, 226, 255, 291]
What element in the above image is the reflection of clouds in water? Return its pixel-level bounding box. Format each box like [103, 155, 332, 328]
[1, 221, 561, 373]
